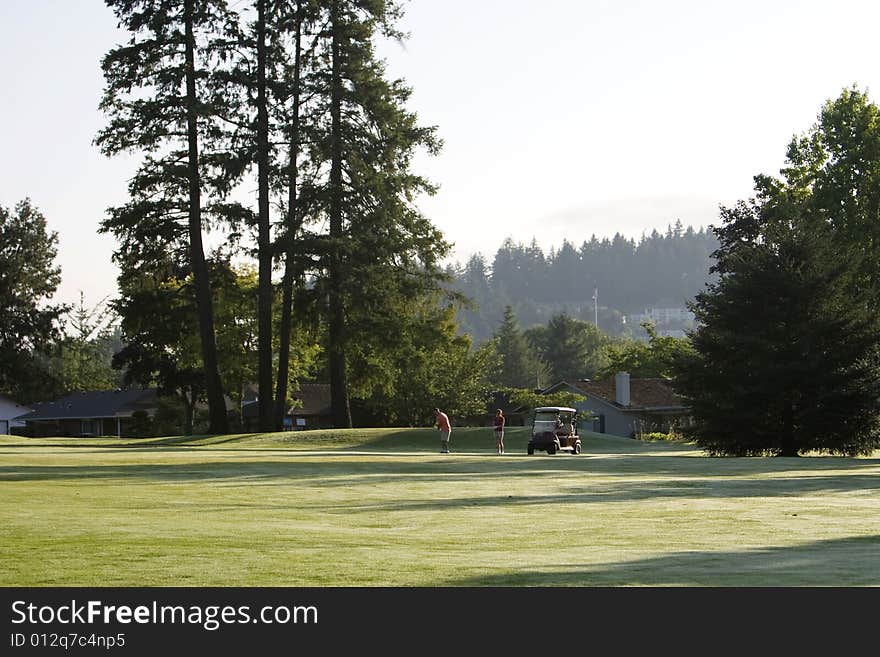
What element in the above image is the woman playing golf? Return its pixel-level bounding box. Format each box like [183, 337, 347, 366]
[493, 409, 505, 454]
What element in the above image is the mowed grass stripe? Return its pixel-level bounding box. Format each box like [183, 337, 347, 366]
[1, 429, 878, 586]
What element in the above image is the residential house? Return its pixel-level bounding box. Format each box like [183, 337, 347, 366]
[17, 388, 159, 437]
[0, 394, 30, 435]
[242, 383, 333, 431]
[626, 307, 695, 341]
[628, 307, 695, 326]
[540, 372, 690, 437]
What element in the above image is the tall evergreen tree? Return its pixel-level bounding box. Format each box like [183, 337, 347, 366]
[217, 0, 320, 431]
[253, 0, 275, 431]
[96, 0, 240, 433]
[675, 210, 880, 456]
[493, 305, 536, 388]
[316, 0, 447, 427]
[326, 0, 350, 427]
[272, 0, 311, 430]
[674, 88, 880, 456]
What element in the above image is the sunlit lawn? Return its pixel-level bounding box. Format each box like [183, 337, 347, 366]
[1, 427, 879, 586]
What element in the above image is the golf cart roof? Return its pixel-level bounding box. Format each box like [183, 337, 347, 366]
[534, 407, 577, 413]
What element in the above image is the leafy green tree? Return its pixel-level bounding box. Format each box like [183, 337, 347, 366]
[761, 87, 880, 305]
[496, 387, 587, 414]
[673, 87, 880, 457]
[674, 203, 880, 457]
[213, 262, 321, 424]
[55, 293, 125, 393]
[347, 298, 496, 427]
[598, 321, 694, 379]
[111, 258, 209, 434]
[597, 337, 651, 379]
[432, 339, 499, 424]
[528, 313, 610, 382]
[113, 256, 318, 434]
[0, 199, 67, 402]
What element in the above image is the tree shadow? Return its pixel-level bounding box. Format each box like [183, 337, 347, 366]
[449, 535, 880, 586]
[2, 455, 878, 510]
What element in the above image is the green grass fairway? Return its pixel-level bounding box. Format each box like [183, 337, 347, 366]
[2, 427, 879, 586]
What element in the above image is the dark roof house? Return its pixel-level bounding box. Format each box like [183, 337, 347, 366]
[541, 373, 690, 437]
[242, 383, 332, 430]
[18, 388, 158, 437]
[0, 394, 31, 435]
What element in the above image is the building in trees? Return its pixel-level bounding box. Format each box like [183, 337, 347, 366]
[0, 394, 30, 435]
[541, 373, 690, 438]
[17, 389, 159, 438]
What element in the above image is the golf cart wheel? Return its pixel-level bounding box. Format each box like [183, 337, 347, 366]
[573, 443, 581, 455]
[527, 445, 534, 455]
[547, 444, 556, 455]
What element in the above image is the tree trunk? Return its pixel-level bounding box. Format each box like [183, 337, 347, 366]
[778, 400, 799, 456]
[328, 0, 352, 428]
[274, 1, 303, 431]
[184, 0, 228, 434]
[256, 0, 274, 433]
[181, 388, 195, 436]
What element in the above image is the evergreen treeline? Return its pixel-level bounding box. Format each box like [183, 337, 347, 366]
[449, 222, 718, 343]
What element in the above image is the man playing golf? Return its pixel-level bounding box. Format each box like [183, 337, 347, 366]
[434, 408, 451, 453]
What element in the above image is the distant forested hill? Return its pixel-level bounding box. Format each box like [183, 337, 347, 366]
[446, 222, 718, 343]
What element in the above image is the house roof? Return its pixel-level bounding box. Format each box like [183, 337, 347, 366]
[0, 394, 31, 419]
[547, 378, 688, 411]
[18, 389, 158, 421]
[242, 383, 332, 418]
[290, 383, 331, 416]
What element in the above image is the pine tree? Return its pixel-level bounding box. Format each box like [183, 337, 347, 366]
[493, 306, 535, 388]
[253, 0, 275, 431]
[674, 205, 880, 456]
[96, 0, 241, 433]
[317, 0, 447, 427]
[674, 88, 880, 456]
[272, 0, 311, 430]
[537, 313, 609, 382]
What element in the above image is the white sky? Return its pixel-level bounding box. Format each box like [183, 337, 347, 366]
[2, 0, 880, 308]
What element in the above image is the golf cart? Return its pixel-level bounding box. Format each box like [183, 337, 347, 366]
[527, 406, 581, 455]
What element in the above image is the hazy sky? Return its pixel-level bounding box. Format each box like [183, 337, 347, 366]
[3, 0, 880, 308]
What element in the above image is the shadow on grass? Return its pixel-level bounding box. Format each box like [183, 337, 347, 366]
[449, 534, 880, 586]
[0, 434, 277, 448]
[2, 455, 878, 509]
[3, 428, 874, 471]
